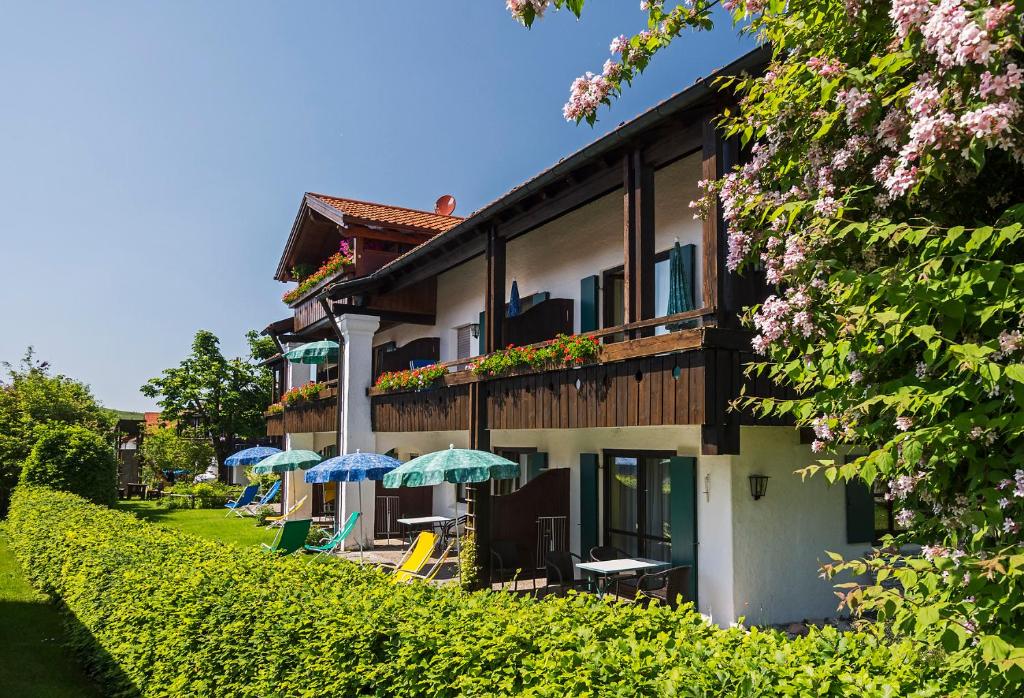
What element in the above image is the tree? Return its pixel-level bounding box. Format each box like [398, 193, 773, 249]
[507, 0, 1024, 688]
[141, 331, 273, 469]
[20, 423, 118, 505]
[0, 348, 113, 512]
[138, 424, 216, 485]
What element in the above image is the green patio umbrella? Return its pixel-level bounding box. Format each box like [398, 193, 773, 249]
[250, 449, 322, 474]
[382, 445, 518, 488]
[283, 340, 339, 365]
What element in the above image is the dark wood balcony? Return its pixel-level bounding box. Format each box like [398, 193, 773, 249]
[368, 308, 792, 440]
[265, 383, 339, 435]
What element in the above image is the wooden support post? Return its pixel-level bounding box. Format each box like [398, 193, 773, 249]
[623, 150, 655, 338]
[468, 381, 492, 589]
[702, 118, 725, 323]
[485, 227, 506, 353]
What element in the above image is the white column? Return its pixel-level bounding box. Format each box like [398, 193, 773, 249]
[336, 313, 380, 549]
[281, 347, 312, 518]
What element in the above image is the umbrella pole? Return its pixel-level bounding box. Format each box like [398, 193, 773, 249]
[334, 481, 340, 534]
[357, 481, 365, 563]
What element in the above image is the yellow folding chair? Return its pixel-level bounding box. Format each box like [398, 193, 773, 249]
[384, 531, 436, 582]
[266, 495, 308, 528]
[401, 540, 457, 584]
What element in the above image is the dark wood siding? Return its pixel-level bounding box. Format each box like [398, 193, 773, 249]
[371, 384, 471, 432]
[488, 352, 706, 430]
[282, 399, 337, 433]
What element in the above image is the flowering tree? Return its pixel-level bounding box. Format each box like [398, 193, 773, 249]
[509, 0, 1023, 688]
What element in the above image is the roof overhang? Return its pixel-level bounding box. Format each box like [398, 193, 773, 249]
[324, 46, 769, 302]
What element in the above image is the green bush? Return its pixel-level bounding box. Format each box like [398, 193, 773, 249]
[18, 425, 117, 505]
[160, 481, 241, 509]
[7, 487, 975, 697]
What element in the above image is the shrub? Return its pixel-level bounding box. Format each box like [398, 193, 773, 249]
[7, 487, 977, 697]
[18, 425, 117, 505]
[160, 481, 241, 509]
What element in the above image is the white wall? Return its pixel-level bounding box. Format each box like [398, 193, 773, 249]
[374, 430, 470, 518]
[654, 153, 704, 305]
[436, 255, 486, 362]
[728, 427, 862, 626]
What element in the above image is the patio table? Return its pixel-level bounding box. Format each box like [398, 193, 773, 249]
[575, 558, 670, 599]
[397, 515, 453, 548]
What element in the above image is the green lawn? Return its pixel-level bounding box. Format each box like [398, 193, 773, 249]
[0, 531, 103, 698]
[114, 500, 281, 548]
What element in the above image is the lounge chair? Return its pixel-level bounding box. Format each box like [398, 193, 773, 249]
[304, 511, 360, 557]
[224, 484, 260, 516]
[381, 531, 436, 582]
[399, 540, 457, 583]
[265, 495, 308, 528]
[243, 481, 281, 515]
[261, 518, 312, 556]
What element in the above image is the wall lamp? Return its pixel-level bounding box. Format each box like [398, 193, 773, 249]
[470, 323, 481, 339]
[749, 474, 770, 501]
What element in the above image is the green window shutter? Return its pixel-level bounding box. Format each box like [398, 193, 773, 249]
[580, 275, 599, 333]
[579, 453, 599, 557]
[478, 311, 486, 355]
[669, 456, 697, 603]
[681, 244, 696, 309]
[845, 481, 875, 543]
[526, 452, 548, 482]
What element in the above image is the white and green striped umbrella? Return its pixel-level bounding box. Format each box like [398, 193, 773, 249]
[382, 445, 518, 488]
[283, 340, 339, 365]
[250, 449, 322, 474]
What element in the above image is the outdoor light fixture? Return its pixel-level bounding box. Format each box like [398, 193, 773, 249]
[749, 474, 769, 500]
[470, 323, 480, 339]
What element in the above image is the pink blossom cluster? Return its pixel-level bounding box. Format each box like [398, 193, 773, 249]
[984, 2, 1015, 30]
[751, 285, 816, 353]
[836, 87, 872, 125]
[506, 0, 550, 23]
[979, 63, 1022, 99]
[895, 415, 914, 431]
[563, 71, 613, 122]
[806, 56, 845, 78]
[640, 0, 664, 10]
[921, 0, 994, 68]
[888, 471, 926, 500]
[890, 0, 931, 39]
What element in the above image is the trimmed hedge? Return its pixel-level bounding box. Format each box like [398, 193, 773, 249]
[8, 487, 966, 697]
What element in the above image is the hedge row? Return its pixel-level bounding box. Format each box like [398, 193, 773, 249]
[7, 487, 969, 697]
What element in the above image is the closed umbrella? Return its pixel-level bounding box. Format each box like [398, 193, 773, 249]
[224, 446, 281, 467]
[283, 340, 339, 365]
[305, 450, 401, 557]
[666, 241, 694, 330]
[508, 280, 521, 318]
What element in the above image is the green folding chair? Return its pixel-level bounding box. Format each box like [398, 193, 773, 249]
[261, 518, 312, 556]
[304, 512, 360, 558]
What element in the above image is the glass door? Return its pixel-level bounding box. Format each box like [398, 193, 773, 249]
[604, 451, 673, 561]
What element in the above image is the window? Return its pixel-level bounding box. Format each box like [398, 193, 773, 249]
[604, 450, 675, 562]
[872, 480, 908, 541]
[492, 448, 535, 496]
[456, 325, 474, 359]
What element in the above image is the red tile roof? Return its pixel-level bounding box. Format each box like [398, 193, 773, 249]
[308, 193, 462, 234]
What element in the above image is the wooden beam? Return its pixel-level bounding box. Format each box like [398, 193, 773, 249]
[702, 118, 724, 317]
[468, 381, 492, 589]
[329, 304, 436, 326]
[343, 224, 433, 246]
[623, 150, 655, 336]
[485, 227, 506, 353]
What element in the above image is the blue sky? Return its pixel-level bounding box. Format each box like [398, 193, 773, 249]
[0, 2, 751, 411]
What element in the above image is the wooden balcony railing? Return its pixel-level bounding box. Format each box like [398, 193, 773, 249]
[367, 306, 716, 396]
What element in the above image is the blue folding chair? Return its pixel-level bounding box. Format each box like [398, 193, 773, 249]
[224, 484, 260, 516]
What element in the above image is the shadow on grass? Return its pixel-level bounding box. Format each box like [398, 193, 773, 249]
[0, 535, 140, 697]
[114, 499, 177, 524]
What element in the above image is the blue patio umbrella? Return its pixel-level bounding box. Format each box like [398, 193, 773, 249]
[224, 446, 281, 467]
[305, 450, 402, 554]
[508, 279, 521, 318]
